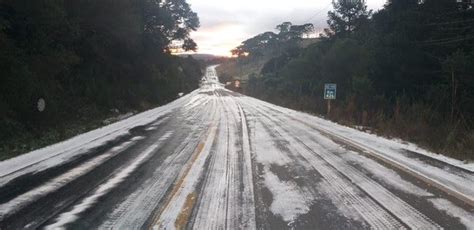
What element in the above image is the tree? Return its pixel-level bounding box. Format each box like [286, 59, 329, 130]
[0, 0, 203, 157]
[277, 22, 314, 41]
[442, 50, 474, 124]
[325, 0, 371, 38]
[231, 22, 313, 57]
[321, 38, 369, 99]
[236, 0, 474, 158]
[231, 31, 278, 57]
[143, 0, 199, 52]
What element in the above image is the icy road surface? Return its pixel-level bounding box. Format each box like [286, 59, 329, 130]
[0, 66, 473, 229]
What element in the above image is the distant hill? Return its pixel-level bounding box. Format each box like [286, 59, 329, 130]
[215, 38, 321, 85]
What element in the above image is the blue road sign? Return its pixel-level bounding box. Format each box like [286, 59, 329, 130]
[324, 84, 337, 100]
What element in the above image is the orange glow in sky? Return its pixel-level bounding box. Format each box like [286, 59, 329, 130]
[186, 0, 386, 57]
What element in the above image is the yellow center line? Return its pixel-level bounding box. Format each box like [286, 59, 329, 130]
[149, 125, 217, 229]
[174, 192, 197, 229]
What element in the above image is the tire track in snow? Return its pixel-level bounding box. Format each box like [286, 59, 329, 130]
[247, 99, 442, 229]
[150, 96, 220, 229]
[250, 96, 474, 206]
[99, 93, 217, 229]
[429, 198, 474, 229]
[191, 95, 256, 229]
[235, 101, 257, 229]
[0, 138, 140, 222]
[242, 100, 408, 229]
[243, 105, 316, 226]
[44, 132, 173, 230]
[343, 153, 433, 197]
[0, 89, 199, 185]
[191, 97, 232, 229]
[253, 102, 447, 228]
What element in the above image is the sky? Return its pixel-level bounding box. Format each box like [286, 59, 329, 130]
[186, 0, 387, 56]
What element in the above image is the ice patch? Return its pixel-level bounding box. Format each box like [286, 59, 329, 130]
[130, 136, 146, 141]
[263, 169, 311, 223]
[430, 198, 474, 229]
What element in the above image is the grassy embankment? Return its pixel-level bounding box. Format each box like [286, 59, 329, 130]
[216, 59, 474, 162]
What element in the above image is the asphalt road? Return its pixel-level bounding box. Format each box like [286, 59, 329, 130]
[0, 66, 473, 229]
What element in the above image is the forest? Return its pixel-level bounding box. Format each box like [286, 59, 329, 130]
[222, 0, 474, 159]
[0, 0, 203, 159]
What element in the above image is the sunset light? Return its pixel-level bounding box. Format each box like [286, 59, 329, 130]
[186, 0, 386, 56]
[2, 0, 473, 228]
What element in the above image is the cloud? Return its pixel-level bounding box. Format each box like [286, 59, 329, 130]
[187, 0, 386, 56]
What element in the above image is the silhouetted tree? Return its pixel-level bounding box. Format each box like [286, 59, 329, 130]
[325, 0, 371, 38]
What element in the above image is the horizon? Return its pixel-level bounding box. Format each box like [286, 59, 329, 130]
[184, 0, 387, 57]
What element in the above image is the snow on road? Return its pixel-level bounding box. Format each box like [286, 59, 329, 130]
[44, 133, 170, 230]
[0, 138, 139, 220]
[430, 198, 474, 229]
[0, 66, 472, 229]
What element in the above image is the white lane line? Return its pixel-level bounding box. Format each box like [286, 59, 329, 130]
[44, 133, 171, 230]
[0, 139, 140, 221]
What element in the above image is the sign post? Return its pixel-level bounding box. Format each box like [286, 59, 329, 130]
[324, 84, 336, 115]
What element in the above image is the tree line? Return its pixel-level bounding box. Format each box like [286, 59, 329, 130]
[239, 0, 474, 159]
[0, 0, 203, 158]
[231, 22, 314, 57]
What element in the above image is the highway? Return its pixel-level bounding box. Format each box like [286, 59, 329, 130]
[0, 66, 473, 229]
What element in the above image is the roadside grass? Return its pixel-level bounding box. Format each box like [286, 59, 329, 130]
[0, 113, 107, 161]
[0, 104, 157, 161]
[215, 57, 473, 161]
[252, 94, 474, 162]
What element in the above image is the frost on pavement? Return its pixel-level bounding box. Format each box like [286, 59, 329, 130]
[343, 152, 432, 197]
[0, 89, 195, 186]
[253, 122, 292, 166]
[252, 120, 313, 223]
[263, 169, 312, 223]
[429, 198, 474, 229]
[44, 133, 171, 230]
[1, 65, 473, 230]
[244, 96, 474, 204]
